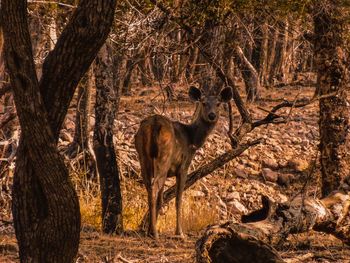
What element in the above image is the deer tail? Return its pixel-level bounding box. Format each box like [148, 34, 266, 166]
[150, 118, 161, 159]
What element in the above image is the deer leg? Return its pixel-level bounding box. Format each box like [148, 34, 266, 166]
[156, 175, 167, 217]
[175, 172, 186, 237]
[149, 185, 159, 239]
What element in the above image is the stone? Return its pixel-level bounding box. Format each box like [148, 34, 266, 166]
[262, 159, 279, 170]
[228, 199, 248, 215]
[277, 173, 294, 186]
[287, 159, 309, 172]
[225, 191, 240, 202]
[247, 161, 259, 171]
[233, 168, 247, 179]
[261, 168, 279, 183]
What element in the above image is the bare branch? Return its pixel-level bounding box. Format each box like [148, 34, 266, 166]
[0, 82, 11, 98]
[27, 0, 76, 8]
[149, 0, 252, 124]
[0, 108, 16, 130]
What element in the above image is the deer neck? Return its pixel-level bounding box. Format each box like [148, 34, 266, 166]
[188, 111, 217, 149]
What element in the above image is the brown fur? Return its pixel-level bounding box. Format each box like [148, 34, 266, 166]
[135, 86, 232, 239]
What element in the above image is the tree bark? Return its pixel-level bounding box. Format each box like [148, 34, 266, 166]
[1, 0, 117, 262]
[94, 41, 123, 234]
[314, 0, 350, 197]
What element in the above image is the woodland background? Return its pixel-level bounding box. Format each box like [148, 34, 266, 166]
[1, 0, 350, 262]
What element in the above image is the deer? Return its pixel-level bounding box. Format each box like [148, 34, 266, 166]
[135, 84, 233, 239]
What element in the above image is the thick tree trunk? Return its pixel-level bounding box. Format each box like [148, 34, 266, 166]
[94, 42, 123, 234]
[314, 0, 350, 197]
[196, 191, 350, 263]
[1, 0, 117, 262]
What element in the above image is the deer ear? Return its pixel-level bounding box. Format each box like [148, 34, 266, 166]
[220, 87, 233, 102]
[189, 86, 202, 101]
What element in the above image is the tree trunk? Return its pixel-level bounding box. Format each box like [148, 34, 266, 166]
[314, 0, 350, 197]
[259, 22, 269, 86]
[277, 19, 289, 83]
[74, 72, 92, 150]
[151, 50, 166, 83]
[94, 41, 123, 234]
[266, 27, 279, 86]
[1, 0, 117, 262]
[234, 44, 261, 102]
[122, 53, 138, 95]
[66, 67, 96, 180]
[137, 54, 152, 87]
[185, 46, 199, 81]
[68, 68, 93, 154]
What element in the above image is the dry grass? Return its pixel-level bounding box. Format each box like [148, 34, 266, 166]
[73, 168, 219, 234]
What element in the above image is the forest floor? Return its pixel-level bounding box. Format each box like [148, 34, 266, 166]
[1, 82, 350, 262]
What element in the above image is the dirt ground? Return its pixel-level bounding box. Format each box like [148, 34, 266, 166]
[1, 83, 350, 262]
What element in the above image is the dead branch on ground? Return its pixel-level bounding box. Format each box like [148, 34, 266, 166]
[196, 190, 350, 263]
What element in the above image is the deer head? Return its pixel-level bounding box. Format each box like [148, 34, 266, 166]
[189, 85, 233, 123]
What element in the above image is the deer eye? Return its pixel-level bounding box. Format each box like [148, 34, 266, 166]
[217, 103, 221, 106]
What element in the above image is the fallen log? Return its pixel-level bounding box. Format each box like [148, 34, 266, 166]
[196, 191, 350, 263]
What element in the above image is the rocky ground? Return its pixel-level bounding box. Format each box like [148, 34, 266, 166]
[1, 84, 350, 262]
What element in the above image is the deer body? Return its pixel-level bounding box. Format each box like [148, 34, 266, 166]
[135, 86, 232, 239]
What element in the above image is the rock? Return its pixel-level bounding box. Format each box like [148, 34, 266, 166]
[277, 173, 294, 186]
[272, 145, 283, 153]
[261, 168, 279, 183]
[247, 168, 260, 176]
[225, 191, 240, 202]
[287, 159, 309, 172]
[228, 199, 248, 215]
[233, 168, 247, 179]
[246, 161, 259, 171]
[262, 158, 279, 170]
